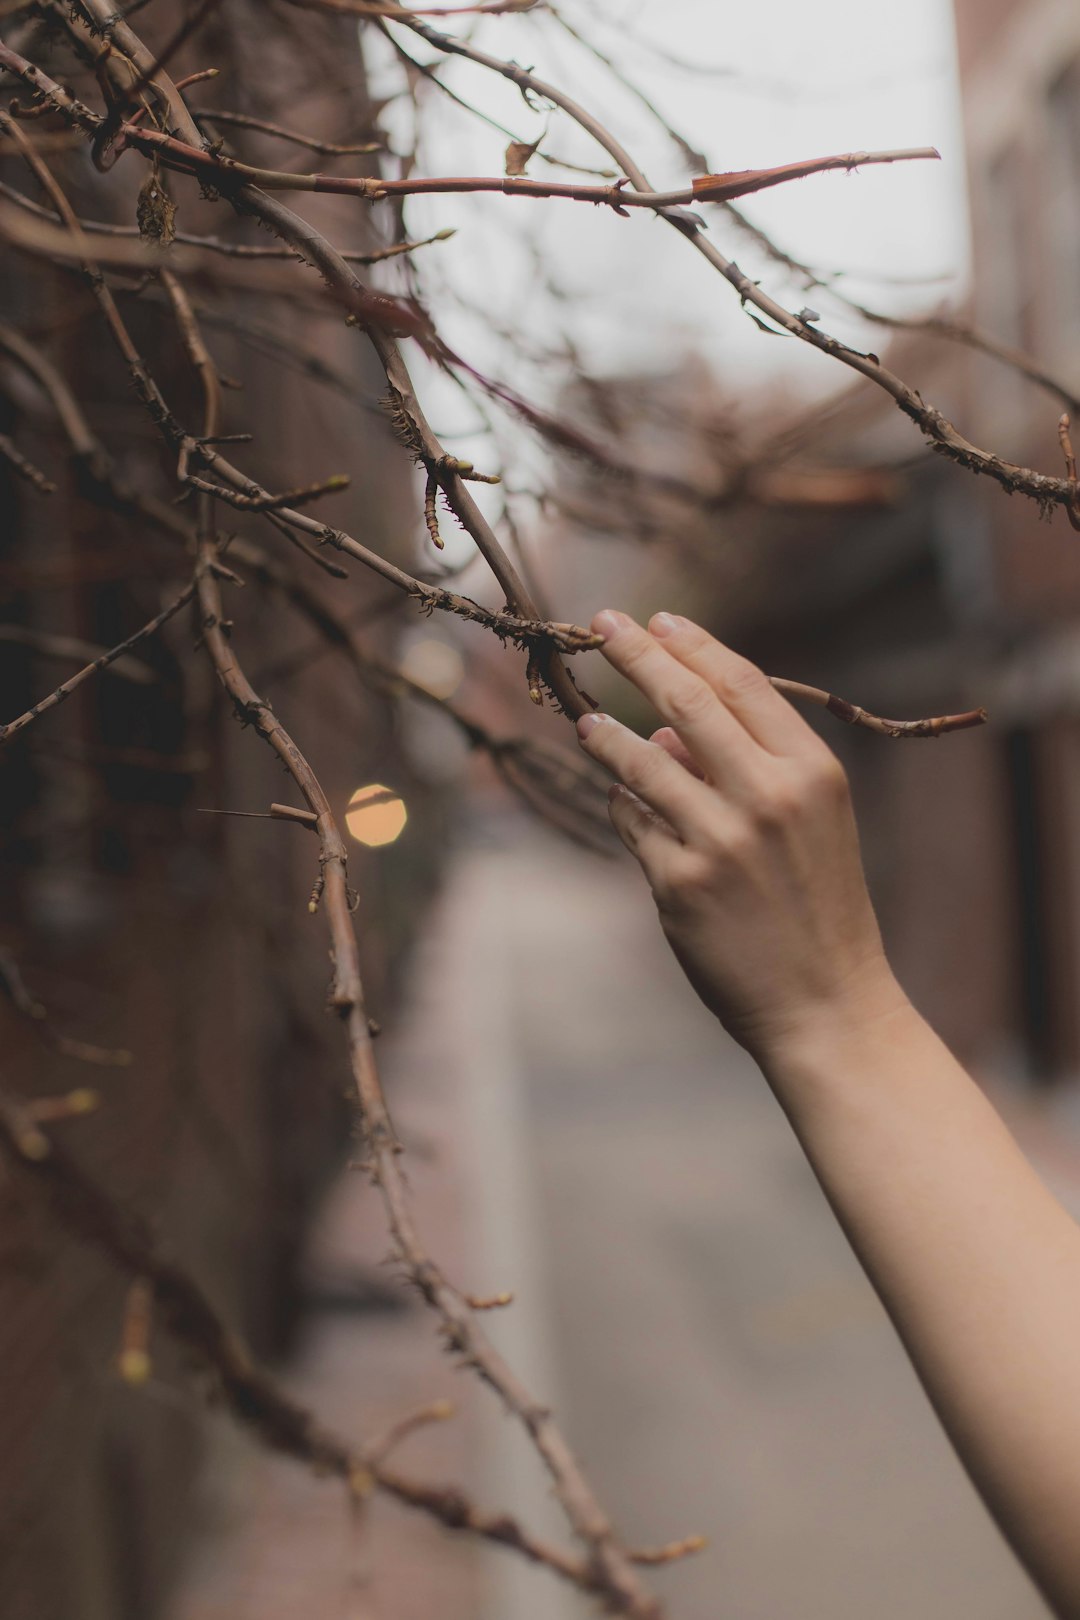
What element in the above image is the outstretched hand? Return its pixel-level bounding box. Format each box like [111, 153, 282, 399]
[576, 611, 906, 1061]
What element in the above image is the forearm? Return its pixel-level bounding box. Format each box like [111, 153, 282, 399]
[761, 992, 1080, 1619]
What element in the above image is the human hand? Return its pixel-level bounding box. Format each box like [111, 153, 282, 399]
[576, 611, 907, 1062]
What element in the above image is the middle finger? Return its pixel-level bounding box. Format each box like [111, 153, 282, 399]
[593, 610, 762, 785]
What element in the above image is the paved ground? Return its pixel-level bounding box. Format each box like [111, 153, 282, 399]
[170, 811, 1057, 1620]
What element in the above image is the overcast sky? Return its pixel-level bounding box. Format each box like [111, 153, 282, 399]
[362, 0, 967, 544]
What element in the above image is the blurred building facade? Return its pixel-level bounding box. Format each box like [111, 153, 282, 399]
[0, 11, 433, 1620]
[699, 0, 1080, 1090]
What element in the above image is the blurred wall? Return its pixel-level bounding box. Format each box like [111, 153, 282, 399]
[0, 10, 432, 1620]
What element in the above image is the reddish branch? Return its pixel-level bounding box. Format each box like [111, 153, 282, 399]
[103, 126, 941, 210]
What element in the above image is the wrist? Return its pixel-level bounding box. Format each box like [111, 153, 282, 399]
[747, 962, 917, 1085]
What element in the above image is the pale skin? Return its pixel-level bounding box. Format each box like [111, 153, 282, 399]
[577, 608, 1080, 1620]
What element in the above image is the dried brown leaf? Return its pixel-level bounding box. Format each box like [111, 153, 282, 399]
[505, 136, 542, 177]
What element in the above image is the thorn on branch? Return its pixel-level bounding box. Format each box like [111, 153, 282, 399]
[194, 804, 319, 828]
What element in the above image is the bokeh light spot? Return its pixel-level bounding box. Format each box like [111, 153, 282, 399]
[346, 784, 407, 847]
[400, 638, 465, 699]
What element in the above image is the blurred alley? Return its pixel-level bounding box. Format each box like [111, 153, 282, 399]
[169, 807, 1056, 1620]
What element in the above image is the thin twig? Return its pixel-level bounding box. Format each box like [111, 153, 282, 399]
[0, 585, 196, 743]
[771, 678, 988, 738]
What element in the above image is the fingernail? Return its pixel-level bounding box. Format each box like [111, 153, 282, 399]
[592, 609, 631, 639]
[649, 612, 687, 638]
[576, 712, 606, 740]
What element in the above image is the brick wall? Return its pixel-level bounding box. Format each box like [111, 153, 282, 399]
[0, 11, 433, 1618]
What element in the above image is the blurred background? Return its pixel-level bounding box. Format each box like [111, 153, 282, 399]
[3, 0, 1080, 1616]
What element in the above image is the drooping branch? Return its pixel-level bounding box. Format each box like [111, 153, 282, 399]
[146, 257, 660, 1616]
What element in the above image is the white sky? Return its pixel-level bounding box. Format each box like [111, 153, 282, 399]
[362, 0, 968, 549]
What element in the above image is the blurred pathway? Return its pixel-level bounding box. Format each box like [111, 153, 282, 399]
[449, 820, 1049, 1620]
[170, 813, 1051, 1620]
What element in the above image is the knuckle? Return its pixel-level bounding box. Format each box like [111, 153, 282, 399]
[717, 820, 758, 868]
[656, 850, 710, 908]
[714, 655, 767, 704]
[663, 678, 714, 727]
[805, 749, 849, 802]
[755, 753, 847, 827]
[622, 740, 669, 794]
[754, 776, 802, 830]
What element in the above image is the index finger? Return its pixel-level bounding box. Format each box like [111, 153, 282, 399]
[592, 609, 762, 783]
[648, 612, 824, 758]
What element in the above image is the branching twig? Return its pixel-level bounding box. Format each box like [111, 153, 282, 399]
[391, 15, 1080, 518]
[157, 264, 659, 1616]
[0, 1093, 616, 1597]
